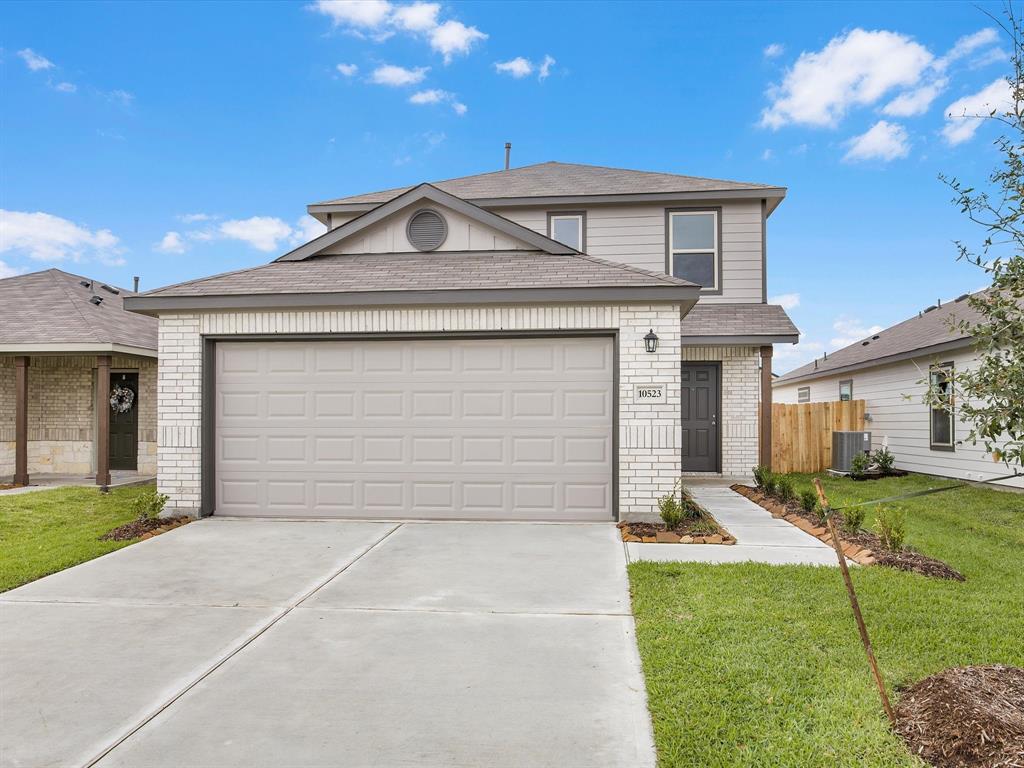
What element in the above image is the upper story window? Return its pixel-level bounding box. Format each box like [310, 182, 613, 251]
[930, 363, 955, 451]
[548, 212, 585, 250]
[839, 379, 853, 402]
[668, 209, 719, 291]
[798, 386, 810, 403]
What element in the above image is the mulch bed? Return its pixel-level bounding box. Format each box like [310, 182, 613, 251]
[733, 485, 964, 581]
[895, 665, 1024, 768]
[0, 484, 19, 491]
[101, 516, 190, 541]
[617, 518, 736, 545]
[850, 469, 910, 482]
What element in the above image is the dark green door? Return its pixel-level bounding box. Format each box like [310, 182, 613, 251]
[109, 372, 138, 471]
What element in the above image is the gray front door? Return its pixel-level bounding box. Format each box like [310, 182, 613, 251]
[680, 363, 719, 472]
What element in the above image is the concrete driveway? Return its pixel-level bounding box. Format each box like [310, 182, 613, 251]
[0, 519, 654, 768]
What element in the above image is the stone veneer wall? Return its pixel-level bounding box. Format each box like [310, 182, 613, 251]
[156, 304, 684, 519]
[0, 354, 157, 478]
[681, 345, 761, 476]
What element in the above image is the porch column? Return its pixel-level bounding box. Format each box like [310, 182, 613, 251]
[13, 356, 29, 486]
[759, 345, 773, 470]
[96, 355, 111, 489]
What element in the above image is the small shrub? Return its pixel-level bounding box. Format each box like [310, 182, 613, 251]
[873, 447, 896, 474]
[131, 489, 169, 521]
[690, 515, 718, 536]
[775, 476, 796, 503]
[799, 488, 818, 514]
[752, 465, 772, 490]
[762, 472, 779, 496]
[849, 452, 871, 479]
[842, 505, 866, 534]
[657, 489, 684, 529]
[875, 505, 907, 551]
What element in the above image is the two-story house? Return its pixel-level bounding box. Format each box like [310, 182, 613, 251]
[126, 161, 798, 519]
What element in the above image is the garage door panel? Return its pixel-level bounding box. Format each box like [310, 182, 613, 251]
[215, 338, 613, 520]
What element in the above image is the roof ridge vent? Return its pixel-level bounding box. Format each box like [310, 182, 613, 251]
[89, 295, 104, 306]
[923, 304, 938, 313]
[79, 280, 92, 289]
[955, 293, 970, 302]
[100, 284, 120, 295]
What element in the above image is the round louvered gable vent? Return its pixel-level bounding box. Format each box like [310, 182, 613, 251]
[406, 209, 448, 251]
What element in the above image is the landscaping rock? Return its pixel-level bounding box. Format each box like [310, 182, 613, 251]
[706, 534, 723, 544]
[641, 536, 656, 543]
[623, 534, 642, 543]
[655, 532, 681, 543]
[679, 535, 693, 544]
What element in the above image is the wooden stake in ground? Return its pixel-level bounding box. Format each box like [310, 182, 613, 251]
[813, 477, 897, 726]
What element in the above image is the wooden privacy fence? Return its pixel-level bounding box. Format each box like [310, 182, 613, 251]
[771, 400, 866, 473]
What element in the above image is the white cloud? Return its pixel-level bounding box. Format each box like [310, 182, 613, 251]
[830, 316, 884, 349]
[429, 20, 487, 63]
[769, 292, 800, 310]
[773, 335, 824, 371]
[935, 28, 999, 71]
[843, 120, 910, 162]
[155, 231, 187, 254]
[177, 212, 215, 223]
[496, 57, 532, 78]
[52, 81, 77, 93]
[451, 101, 467, 116]
[0, 260, 26, 279]
[942, 78, 1013, 145]
[0, 210, 122, 263]
[761, 29, 933, 128]
[969, 47, 1008, 70]
[310, 0, 485, 62]
[409, 88, 449, 104]
[881, 78, 947, 117]
[336, 62, 359, 76]
[761, 148, 775, 161]
[219, 217, 295, 252]
[763, 43, 784, 59]
[17, 48, 54, 71]
[311, 0, 392, 28]
[391, 1, 439, 32]
[291, 215, 326, 245]
[106, 89, 135, 106]
[538, 54, 555, 80]
[370, 64, 428, 86]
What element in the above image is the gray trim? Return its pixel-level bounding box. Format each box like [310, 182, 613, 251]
[280, 183, 577, 262]
[308, 188, 788, 219]
[200, 329, 621, 521]
[679, 334, 798, 345]
[838, 378, 853, 401]
[929, 360, 956, 452]
[773, 337, 976, 386]
[546, 210, 587, 252]
[797, 385, 810, 403]
[665, 206, 724, 295]
[126, 285, 700, 314]
[761, 198, 768, 303]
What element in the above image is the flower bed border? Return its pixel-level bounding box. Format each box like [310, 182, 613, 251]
[616, 517, 737, 545]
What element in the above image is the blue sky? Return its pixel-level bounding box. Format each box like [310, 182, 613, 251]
[0, 0, 1012, 373]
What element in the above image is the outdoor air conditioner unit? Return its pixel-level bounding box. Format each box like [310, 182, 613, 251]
[832, 431, 872, 472]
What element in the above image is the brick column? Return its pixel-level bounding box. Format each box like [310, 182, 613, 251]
[96, 355, 111, 489]
[759, 345, 773, 469]
[13, 356, 29, 485]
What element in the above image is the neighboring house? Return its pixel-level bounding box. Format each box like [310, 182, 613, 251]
[126, 161, 798, 519]
[0, 269, 158, 486]
[774, 292, 1023, 489]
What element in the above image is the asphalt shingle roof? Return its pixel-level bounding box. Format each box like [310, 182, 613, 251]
[679, 303, 799, 338]
[313, 161, 782, 207]
[775, 292, 987, 383]
[0, 269, 157, 349]
[142, 250, 695, 297]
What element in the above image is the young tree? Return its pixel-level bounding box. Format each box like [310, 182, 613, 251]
[932, 9, 1024, 469]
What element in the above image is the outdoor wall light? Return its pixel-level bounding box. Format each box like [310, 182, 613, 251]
[644, 329, 659, 353]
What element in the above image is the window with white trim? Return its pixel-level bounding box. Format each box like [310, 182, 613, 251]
[929, 363, 955, 451]
[669, 210, 719, 290]
[798, 386, 810, 403]
[839, 379, 853, 402]
[549, 214, 584, 250]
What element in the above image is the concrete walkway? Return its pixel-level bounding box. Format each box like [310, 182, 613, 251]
[0, 471, 154, 496]
[0, 519, 655, 768]
[626, 485, 841, 566]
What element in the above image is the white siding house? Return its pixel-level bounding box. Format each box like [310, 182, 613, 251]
[774, 294, 1023, 489]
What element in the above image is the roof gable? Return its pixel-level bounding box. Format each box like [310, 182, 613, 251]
[278, 183, 577, 262]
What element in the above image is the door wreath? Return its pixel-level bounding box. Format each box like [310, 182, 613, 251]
[109, 385, 135, 414]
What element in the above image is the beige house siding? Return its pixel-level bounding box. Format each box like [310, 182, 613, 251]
[491, 199, 764, 303]
[0, 354, 157, 478]
[157, 304, 684, 519]
[773, 349, 1023, 489]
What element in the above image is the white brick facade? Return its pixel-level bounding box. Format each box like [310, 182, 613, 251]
[157, 304, 685, 519]
[681, 345, 761, 476]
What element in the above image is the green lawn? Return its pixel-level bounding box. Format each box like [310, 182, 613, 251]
[0, 483, 155, 592]
[629, 473, 1024, 767]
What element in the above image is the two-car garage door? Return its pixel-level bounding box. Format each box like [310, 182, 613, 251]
[214, 337, 614, 520]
